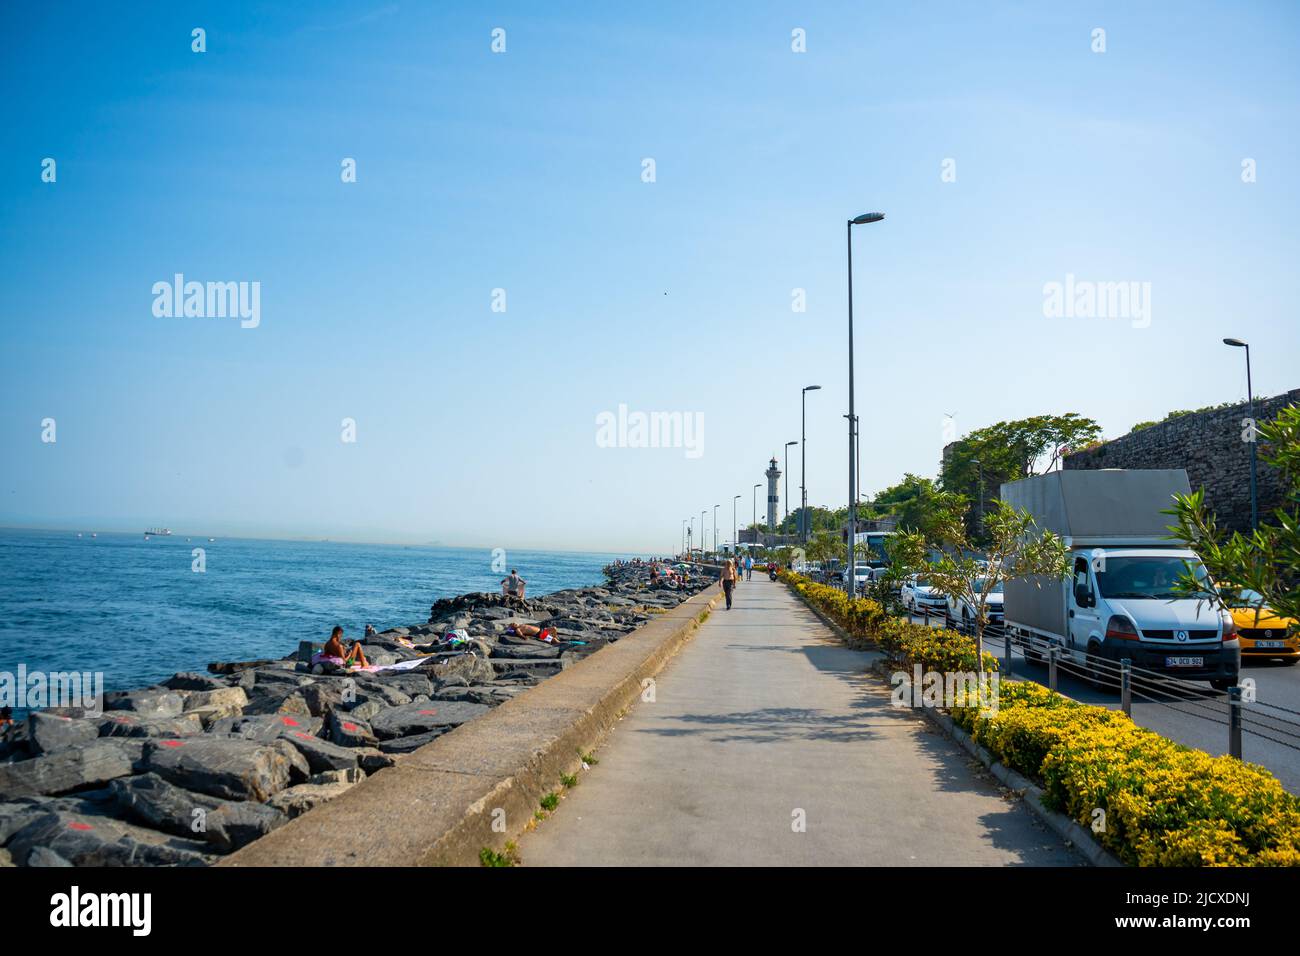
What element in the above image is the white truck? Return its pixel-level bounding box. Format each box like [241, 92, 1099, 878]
[1001, 469, 1240, 689]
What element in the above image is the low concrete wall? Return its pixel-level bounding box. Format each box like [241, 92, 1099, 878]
[221, 583, 723, 867]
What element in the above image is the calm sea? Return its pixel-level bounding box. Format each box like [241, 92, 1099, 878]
[0, 528, 638, 700]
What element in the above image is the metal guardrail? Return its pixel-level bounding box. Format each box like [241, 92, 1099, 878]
[909, 607, 1300, 761]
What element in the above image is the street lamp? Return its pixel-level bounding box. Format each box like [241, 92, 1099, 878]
[801, 384, 821, 544]
[846, 210, 885, 595]
[688, 516, 694, 558]
[970, 457, 984, 534]
[1224, 337, 1258, 530]
[784, 441, 797, 526]
[681, 518, 686, 558]
[752, 484, 761, 544]
[713, 504, 720, 554]
[701, 510, 707, 559]
[733, 494, 741, 557]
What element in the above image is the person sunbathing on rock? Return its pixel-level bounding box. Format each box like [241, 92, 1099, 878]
[506, 622, 557, 643]
[322, 626, 369, 667]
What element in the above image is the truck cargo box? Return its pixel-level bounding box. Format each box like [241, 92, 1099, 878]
[999, 469, 1192, 548]
[1000, 469, 1192, 638]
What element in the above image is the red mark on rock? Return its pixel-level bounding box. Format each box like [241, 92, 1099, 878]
[161, 740, 184, 748]
[68, 822, 94, 831]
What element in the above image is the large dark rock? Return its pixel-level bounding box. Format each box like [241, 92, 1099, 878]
[104, 689, 185, 719]
[489, 643, 560, 660]
[163, 672, 228, 692]
[141, 737, 296, 802]
[0, 741, 140, 798]
[110, 773, 288, 853]
[369, 701, 490, 740]
[181, 687, 248, 722]
[97, 712, 205, 739]
[6, 810, 212, 866]
[377, 730, 448, 754]
[431, 654, 496, 685]
[211, 713, 322, 743]
[244, 690, 311, 718]
[266, 770, 364, 819]
[327, 713, 377, 748]
[27, 712, 100, 755]
[277, 731, 359, 774]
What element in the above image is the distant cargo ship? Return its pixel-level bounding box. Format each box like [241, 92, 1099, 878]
[144, 528, 173, 537]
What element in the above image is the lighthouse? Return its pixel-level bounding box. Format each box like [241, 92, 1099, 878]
[765, 455, 781, 530]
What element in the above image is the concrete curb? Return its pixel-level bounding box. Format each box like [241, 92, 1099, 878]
[918, 706, 1124, 867]
[221, 584, 724, 867]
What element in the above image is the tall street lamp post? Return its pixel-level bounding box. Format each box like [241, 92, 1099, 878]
[801, 384, 821, 544]
[733, 494, 741, 558]
[713, 504, 720, 553]
[846, 211, 885, 595]
[784, 440, 797, 526]
[1223, 338, 1258, 531]
[701, 510, 707, 559]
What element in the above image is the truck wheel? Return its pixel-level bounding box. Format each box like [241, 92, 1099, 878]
[1086, 643, 1109, 690]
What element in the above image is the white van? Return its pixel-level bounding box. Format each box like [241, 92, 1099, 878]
[1002, 470, 1240, 689]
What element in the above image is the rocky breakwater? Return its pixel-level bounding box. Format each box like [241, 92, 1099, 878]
[0, 562, 714, 867]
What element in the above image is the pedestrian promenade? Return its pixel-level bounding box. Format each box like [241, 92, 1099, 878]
[518, 574, 1080, 866]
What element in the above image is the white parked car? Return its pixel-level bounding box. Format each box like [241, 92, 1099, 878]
[839, 562, 874, 592]
[945, 578, 1005, 630]
[901, 575, 946, 616]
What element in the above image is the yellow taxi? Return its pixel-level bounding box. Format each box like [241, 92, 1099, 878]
[1231, 589, 1299, 664]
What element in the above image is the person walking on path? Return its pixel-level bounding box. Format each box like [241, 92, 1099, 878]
[720, 557, 737, 610]
[745, 554, 753, 581]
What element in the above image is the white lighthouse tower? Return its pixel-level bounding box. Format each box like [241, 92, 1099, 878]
[765, 455, 781, 531]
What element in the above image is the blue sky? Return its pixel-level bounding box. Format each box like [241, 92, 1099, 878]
[2, 1, 1298, 553]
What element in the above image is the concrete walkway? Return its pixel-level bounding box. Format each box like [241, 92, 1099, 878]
[518, 575, 1080, 866]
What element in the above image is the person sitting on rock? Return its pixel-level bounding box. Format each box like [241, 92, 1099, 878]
[322, 626, 369, 668]
[501, 569, 527, 601]
[364, 624, 377, 638]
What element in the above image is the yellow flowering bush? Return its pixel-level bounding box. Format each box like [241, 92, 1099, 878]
[779, 569, 1300, 867]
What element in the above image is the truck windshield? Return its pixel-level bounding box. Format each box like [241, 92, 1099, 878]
[1095, 556, 1212, 600]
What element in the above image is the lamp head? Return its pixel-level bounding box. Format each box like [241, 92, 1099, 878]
[851, 212, 885, 225]
[1223, 337, 1247, 348]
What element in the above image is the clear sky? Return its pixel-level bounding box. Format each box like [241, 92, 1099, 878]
[2, 1, 1298, 553]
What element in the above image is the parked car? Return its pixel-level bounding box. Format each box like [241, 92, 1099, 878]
[1230, 589, 1299, 664]
[1002, 469, 1240, 689]
[900, 575, 947, 616]
[945, 578, 1004, 630]
[838, 562, 874, 593]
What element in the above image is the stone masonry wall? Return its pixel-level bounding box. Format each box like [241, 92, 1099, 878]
[1063, 388, 1300, 534]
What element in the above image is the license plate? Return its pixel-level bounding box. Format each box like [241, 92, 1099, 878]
[1166, 656, 1204, 667]
[1255, 641, 1285, 649]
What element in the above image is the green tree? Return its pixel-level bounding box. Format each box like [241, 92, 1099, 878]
[1166, 404, 1300, 623]
[866, 474, 945, 534]
[941, 413, 1103, 542]
[890, 493, 1070, 669]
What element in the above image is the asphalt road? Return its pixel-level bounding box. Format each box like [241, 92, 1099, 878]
[517, 577, 1080, 866]
[908, 612, 1300, 794]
